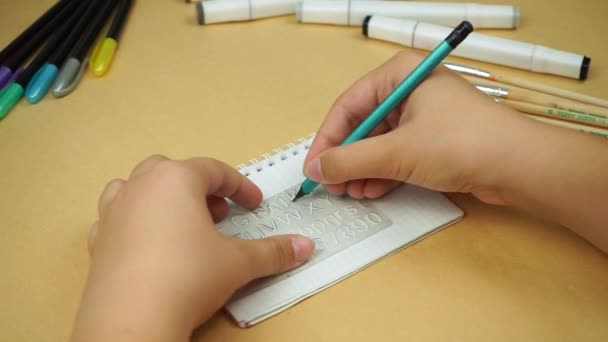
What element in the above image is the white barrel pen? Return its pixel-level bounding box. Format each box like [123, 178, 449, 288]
[297, 0, 519, 28]
[197, 0, 297, 24]
[364, 15, 589, 80]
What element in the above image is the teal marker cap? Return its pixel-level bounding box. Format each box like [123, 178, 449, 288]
[0, 82, 24, 119]
[25, 63, 59, 104]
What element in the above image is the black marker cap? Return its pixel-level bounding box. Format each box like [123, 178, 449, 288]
[579, 56, 591, 80]
[196, 3, 205, 25]
[362, 15, 372, 37]
[445, 21, 474, 49]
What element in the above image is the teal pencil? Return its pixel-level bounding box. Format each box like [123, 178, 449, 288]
[293, 18, 474, 201]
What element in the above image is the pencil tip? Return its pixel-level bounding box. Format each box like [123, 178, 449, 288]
[293, 188, 306, 202]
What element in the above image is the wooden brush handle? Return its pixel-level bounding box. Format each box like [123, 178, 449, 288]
[500, 99, 608, 129]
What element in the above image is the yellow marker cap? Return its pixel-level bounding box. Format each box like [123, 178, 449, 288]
[89, 38, 117, 77]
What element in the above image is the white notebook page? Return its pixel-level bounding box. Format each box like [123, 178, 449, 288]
[222, 136, 463, 327]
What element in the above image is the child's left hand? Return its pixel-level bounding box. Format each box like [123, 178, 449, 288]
[71, 156, 315, 341]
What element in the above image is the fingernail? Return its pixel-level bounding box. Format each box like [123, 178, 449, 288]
[291, 236, 314, 262]
[305, 158, 323, 181]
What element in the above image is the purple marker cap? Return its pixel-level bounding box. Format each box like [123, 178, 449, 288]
[9, 67, 24, 84]
[0, 66, 14, 90]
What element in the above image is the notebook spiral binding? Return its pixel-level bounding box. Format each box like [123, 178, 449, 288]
[237, 133, 316, 177]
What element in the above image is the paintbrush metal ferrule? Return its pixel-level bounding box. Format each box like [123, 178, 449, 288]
[475, 84, 508, 97]
[444, 63, 491, 78]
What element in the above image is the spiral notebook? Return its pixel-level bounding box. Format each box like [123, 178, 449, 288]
[220, 134, 464, 327]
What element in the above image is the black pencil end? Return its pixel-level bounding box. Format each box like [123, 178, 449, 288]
[445, 21, 474, 49]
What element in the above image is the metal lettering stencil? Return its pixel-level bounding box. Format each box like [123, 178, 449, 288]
[218, 186, 392, 295]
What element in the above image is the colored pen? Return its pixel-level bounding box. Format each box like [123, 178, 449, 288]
[293, 19, 474, 201]
[25, 1, 102, 103]
[0, 0, 70, 64]
[0, 1, 88, 119]
[90, 0, 134, 77]
[4, 67, 24, 86]
[0, 0, 79, 90]
[52, 0, 119, 97]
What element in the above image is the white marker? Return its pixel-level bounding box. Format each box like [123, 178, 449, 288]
[364, 15, 590, 80]
[296, 0, 519, 29]
[197, 0, 296, 24]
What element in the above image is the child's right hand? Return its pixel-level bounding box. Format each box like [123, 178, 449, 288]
[304, 51, 608, 253]
[303, 52, 532, 205]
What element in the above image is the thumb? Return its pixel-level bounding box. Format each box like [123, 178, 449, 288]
[239, 235, 315, 279]
[304, 132, 404, 184]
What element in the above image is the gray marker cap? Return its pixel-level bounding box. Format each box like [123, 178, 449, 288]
[51, 57, 88, 98]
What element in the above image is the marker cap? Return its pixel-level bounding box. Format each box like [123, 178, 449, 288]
[529, 45, 589, 80]
[9, 67, 24, 86]
[52, 57, 88, 98]
[25, 63, 59, 104]
[580, 56, 590, 80]
[90, 38, 117, 77]
[296, 0, 349, 25]
[0, 82, 24, 119]
[197, 0, 296, 24]
[0, 66, 14, 90]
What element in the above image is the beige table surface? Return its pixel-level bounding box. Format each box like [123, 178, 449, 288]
[1, 0, 608, 341]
